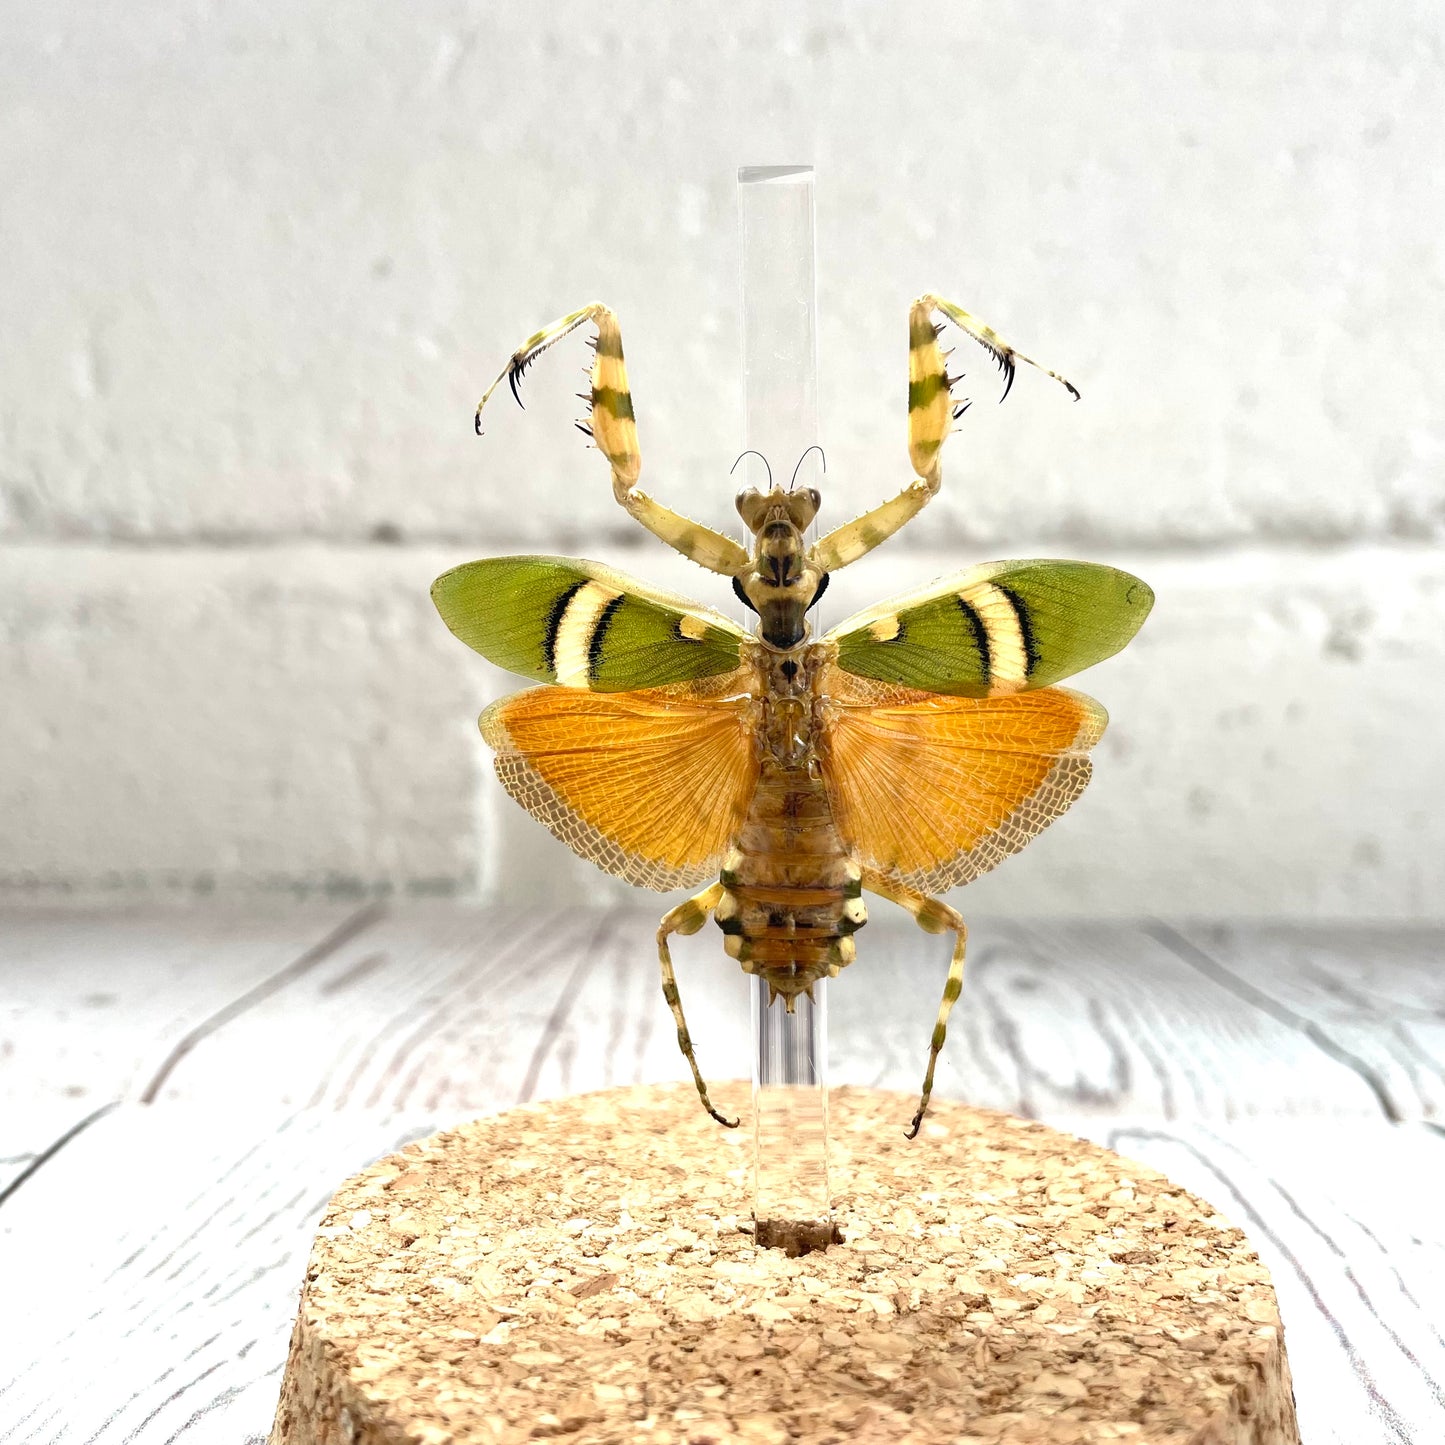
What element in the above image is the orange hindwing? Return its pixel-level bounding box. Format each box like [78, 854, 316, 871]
[818, 665, 1107, 894]
[480, 678, 759, 892]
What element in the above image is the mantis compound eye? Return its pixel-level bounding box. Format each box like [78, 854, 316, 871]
[734, 487, 770, 532]
[781, 485, 819, 531]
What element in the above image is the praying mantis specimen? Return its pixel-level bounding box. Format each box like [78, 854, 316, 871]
[432, 295, 1152, 1136]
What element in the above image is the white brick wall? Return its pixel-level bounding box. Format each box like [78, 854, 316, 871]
[0, 546, 483, 899]
[3, 3, 1442, 915]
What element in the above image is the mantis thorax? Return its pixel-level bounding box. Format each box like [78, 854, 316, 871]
[733, 484, 829, 650]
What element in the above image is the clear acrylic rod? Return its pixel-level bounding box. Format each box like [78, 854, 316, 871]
[738, 166, 820, 487]
[738, 163, 834, 1251]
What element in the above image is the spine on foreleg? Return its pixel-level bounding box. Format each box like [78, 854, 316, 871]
[713, 762, 867, 1004]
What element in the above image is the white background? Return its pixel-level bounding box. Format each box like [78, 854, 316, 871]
[3, 2, 1441, 917]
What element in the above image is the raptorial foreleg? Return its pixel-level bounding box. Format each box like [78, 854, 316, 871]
[658, 883, 739, 1128]
[810, 294, 1078, 572]
[476, 304, 748, 575]
[862, 870, 969, 1139]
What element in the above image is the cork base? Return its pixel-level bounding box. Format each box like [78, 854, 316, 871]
[271, 1083, 1300, 1445]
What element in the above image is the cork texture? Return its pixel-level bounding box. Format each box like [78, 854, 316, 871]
[270, 1083, 1300, 1445]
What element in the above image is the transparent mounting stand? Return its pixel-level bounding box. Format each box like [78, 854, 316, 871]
[738, 165, 838, 1255]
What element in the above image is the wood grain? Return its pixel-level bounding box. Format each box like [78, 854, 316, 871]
[0, 905, 363, 1152]
[0, 1104, 447, 1445]
[10, 908, 1434, 1137]
[832, 919, 1411, 1121]
[1158, 922, 1445, 1122]
[1, 907, 1442, 1442]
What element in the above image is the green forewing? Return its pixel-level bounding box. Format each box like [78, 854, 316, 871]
[430, 555, 744, 691]
[828, 560, 1153, 697]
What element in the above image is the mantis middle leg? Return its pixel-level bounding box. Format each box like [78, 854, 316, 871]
[657, 882, 739, 1128]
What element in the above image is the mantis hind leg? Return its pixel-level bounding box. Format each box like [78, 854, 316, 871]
[475, 304, 748, 576]
[862, 870, 969, 1139]
[657, 883, 739, 1128]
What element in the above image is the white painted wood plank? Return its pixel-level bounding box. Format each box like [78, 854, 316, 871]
[0, 906, 363, 1157]
[833, 917, 1396, 1119]
[1162, 922, 1445, 1121]
[130, 909, 1402, 1125]
[0, 1150, 37, 1199]
[0, 1103, 115, 1208]
[1053, 1117, 1445, 1445]
[1, 1106, 1440, 1443]
[9, 909, 1436, 1139]
[134, 905, 750, 1115]
[3, 909, 1438, 1441]
[0, 1105, 453, 1445]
